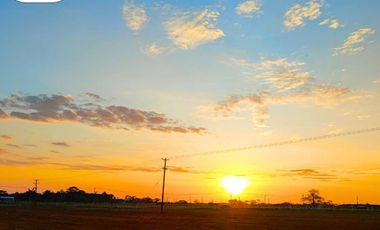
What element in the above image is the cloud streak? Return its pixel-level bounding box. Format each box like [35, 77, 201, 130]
[1, 135, 13, 141]
[334, 28, 375, 55]
[319, 18, 343, 29]
[165, 9, 224, 50]
[0, 158, 203, 174]
[284, 0, 323, 31]
[0, 93, 206, 134]
[7, 144, 20, 148]
[51, 142, 70, 147]
[278, 168, 339, 181]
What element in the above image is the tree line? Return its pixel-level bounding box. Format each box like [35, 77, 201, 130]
[0, 186, 159, 204]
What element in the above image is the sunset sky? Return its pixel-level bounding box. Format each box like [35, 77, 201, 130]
[1, 0, 379, 204]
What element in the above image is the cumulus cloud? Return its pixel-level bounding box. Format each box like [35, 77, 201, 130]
[235, 0, 261, 17]
[165, 9, 224, 50]
[334, 28, 375, 55]
[1, 135, 13, 141]
[51, 142, 70, 147]
[0, 93, 206, 134]
[122, 1, 148, 32]
[284, 0, 323, 31]
[228, 57, 313, 91]
[142, 42, 165, 55]
[319, 18, 343, 29]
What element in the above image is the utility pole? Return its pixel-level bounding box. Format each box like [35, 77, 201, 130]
[33, 179, 39, 193]
[356, 196, 359, 206]
[160, 158, 168, 213]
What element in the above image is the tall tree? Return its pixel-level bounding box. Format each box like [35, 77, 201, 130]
[301, 189, 324, 206]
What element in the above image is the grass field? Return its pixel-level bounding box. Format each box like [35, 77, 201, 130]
[1, 204, 379, 230]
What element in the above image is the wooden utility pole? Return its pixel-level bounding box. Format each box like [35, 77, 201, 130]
[33, 179, 39, 193]
[160, 158, 168, 213]
[356, 196, 359, 206]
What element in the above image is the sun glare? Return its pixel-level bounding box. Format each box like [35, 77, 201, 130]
[221, 176, 249, 195]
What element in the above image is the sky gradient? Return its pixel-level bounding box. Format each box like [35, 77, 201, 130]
[0, 0, 379, 204]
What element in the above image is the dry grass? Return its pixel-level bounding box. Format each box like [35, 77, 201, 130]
[1, 204, 379, 229]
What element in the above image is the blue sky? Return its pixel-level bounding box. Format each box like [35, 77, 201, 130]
[1, 0, 379, 144]
[1, 0, 379, 100]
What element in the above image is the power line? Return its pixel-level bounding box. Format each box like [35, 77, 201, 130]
[169, 126, 380, 160]
[17, 126, 380, 185]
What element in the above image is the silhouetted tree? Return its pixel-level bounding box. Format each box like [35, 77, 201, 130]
[176, 200, 188, 204]
[11, 186, 117, 203]
[301, 189, 324, 207]
[125, 195, 159, 204]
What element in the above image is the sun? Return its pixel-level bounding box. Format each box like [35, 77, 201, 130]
[221, 176, 249, 195]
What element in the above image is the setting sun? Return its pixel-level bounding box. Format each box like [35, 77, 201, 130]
[221, 176, 249, 196]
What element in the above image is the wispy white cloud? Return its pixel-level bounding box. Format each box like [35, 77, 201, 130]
[334, 28, 375, 55]
[203, 55, 366, 127]
[142, 42, 165, 56]
[164, 9, 224, 50]
[208, 84, 362, 127]
[284, 0, 323, 31]
[324, 122, 343, 135]
[152, 2, 172, 11]
[122, 1, 148, 32]
[235, 0, 261, 17]
[319, 18, 343, 29]
[227, 57, 313, 91]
